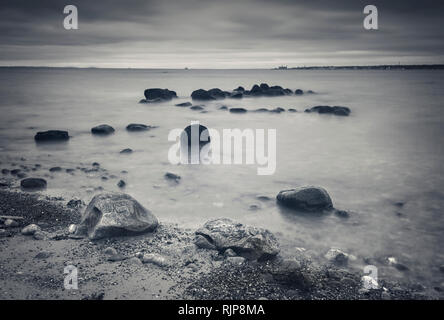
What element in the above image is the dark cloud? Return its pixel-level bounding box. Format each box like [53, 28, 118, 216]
[0, 0, 443, 67]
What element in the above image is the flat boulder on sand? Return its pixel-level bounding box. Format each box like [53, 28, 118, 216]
[20, 178, 47, 190]
[276, 186, 333, 212]
[34, 130, 69, 142]
[194, 218, 280, 261]
[74, 192, 158, 240]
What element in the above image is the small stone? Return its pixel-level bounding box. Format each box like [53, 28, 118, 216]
[21, 224, 41, 235]
[4, 219, 19, 228]
[68, 224, 77, 234]
[104, 247, 118, 256]
[117, 180, 126, 188]
[334, 210, 350, 218]
[164, 172, 181, 183]
[226, 257, 246, 265]
[120, 148, 133, 154]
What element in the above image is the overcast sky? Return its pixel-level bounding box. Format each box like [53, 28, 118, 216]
[0, 0, 443, 68]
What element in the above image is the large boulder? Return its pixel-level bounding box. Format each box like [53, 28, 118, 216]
[276, 186, 333, 212]
[74, 192, 158, 240]
[305, 106, 351, 116]
[144, 88, 177, 101]
[34, 130, 69, 142]
[20, 178, 47, 190]
[194, 218, 280, 261]
[91, 124, 115, 135]
[191, 89, 216, 100]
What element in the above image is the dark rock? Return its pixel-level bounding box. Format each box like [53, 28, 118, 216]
[218, 106, 228, 110]
[190, 105, 204, 111]
[175, 102, 192, 107]
[229, 108, 247, 114]
[269, 107, 285, 113]
[91, 124, 115, 135]
[11, 169, 21, 175]
[305, 106, 351, 116]
[120, 148, 133, 154]
[126, 123, 151, 132]
[233, 86, 245, 92]
[20, 178, 47, 190]
[1, 169, 10, 174]
[194, 217, 280, 261]
[295, 89, 304, 95]
[276, 186, 333, 212]
[288, 108, 297, 112]
[164, 172, 181, 183]
[144, 88, 177, 101]
[307, 90, 315, 94]
[34, 251, 52, 259]
[191, 89, 216, 101]
[67, 198, 85, 209]
[229, 92, 243, 99]
[117, 180, 126, 188]
[49, 166, 62, 172]
[74, 192, 158, 240]
[17, 173, 27, 178]
[207, 88, 227, 99]
[260, 83, 270, 90]
[334, 209, 350, 218]
[34, 130, 69, 142]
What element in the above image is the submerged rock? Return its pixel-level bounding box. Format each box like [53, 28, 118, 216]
[195, 218, 280, 261]
[144, 88, 177, 101]
[20, 178, 47, 190]
[74, 192, 158, 240]
[229, 108, 247, 114]
[276, 186, 333, 212]
[34, 130, 69, 142]
[91, 124, 115, 135]
[305, 106, 351, 116]
[120, 148, 133, 154]
[126, 124, 151, 132]
[175, 102, 192, 107]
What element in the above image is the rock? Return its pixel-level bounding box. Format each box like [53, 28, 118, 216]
[295, 89, 304, 95]
[269, 107, 285, 113]
[305, 105, 351, 116]
[224, 248, 237, 258]
[20, 178, 47, 190]
[334, 209, 350, 218]
[34, 251, 52, 259]
[49, 166, 62, 172]
[104, 247, 118, 255]
[218, 106, 228, 110]
[195, 218, 280, 261]
[83, 292, 105, 300]
[229, 92, 243, 99]
[439, 265, 444, 273]
[21, 224, 41, 235]
[144, 88, 177, 101]
[194, 234, 217, 250]
[117, 180, 126, 188]
[229, 108, 247, 114]
[91, 124, 115, 135]
[142, 253, 168, 267]
[164, 172, 180, 183]
[11, 169, 21, 175]
[325, 248, 349, 266]
[233, 86, 245, 92]
[190, 105, 204, 111]
[191, 89, 216, 100]
[120, 148, 133, 154]
[34, 130, 69, 142]
[361, 275, 379, 290]
[33, 230, 47, 240]
[208, 88, 227, 99]
[1, 169, 10, 174]
[126, 124, 151, 132]
[4, 219, 19, 228]
[17, 173, 27, 178]
[128, 257, 142, 265]
[288, 108, 297, 112]
[68, 224, 77, 234]
[276, 186, 333, 212]
[107, 253, 127, 262]
[74, 192, 158, 240]
[226, 257, 246, 264]
[175, 102, 192, 107]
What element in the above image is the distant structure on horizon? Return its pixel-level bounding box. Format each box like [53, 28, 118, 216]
[272, 64, 444, 70]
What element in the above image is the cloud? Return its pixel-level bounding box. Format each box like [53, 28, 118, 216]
[0, 0, 443, 67]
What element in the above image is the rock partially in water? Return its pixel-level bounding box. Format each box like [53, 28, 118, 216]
[91, 124, 115, 135]
[120, 148, 133, 154]
[117, 180, 126, 188]
[325, 248, 349, 266]
[229, 108, 247, 114]
[49, 166, 62, 172]
[126, 124, 151, 132]
[195, 218, 280, 261]
[305, 105, 351, 116]
[144, 88, 177, 101]
[276, 186, 333, 212]
[74, 192, 158, 240]
[175, 102, 192, 107]
[34, 130, 69, 142]
[191, 89, 217, 101]
[294, 89, 304, 95]
[190, 105, 204, 111]
[20, 178, 47, 190]
[164, 172, 181, 183]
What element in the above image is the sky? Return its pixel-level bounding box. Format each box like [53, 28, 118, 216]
[0, 0, 443, 68]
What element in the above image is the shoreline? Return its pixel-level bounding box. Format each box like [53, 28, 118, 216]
[0, 188, 437, 300]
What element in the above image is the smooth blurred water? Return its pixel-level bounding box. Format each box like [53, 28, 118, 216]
[1, 67, 444, 289]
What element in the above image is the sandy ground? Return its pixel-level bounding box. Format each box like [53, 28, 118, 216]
[0, 189, 439, 300]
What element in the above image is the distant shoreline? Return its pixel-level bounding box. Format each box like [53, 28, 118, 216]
[0, 64, 444, 71]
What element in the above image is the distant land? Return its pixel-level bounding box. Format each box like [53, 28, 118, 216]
[273, 64, 444, 70]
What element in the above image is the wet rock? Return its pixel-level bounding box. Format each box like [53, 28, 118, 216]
[233, 86, 245, 92]
[190, 105, 204, 111]
[11, 169, 21, 175]
[269, 107, 285, 113]
[142, 253, 168, 267]
[325, 248, 349, 266]
[195, 218, 280, 261]
[191, 89, 216, 100]
[295, 89, 304, 95]
[91, 124, 115, 135]
[126, 123, 151, 132]
[49, 166, 62, 172]
[17, 173, 27, 178]
[305, 105, 351, 116]
[120, 148, 133, 154]
[229, 108, 247, 114]
[254, 108, 269, 113]
[439, 265, 444, 273]
[21, 224, 41, 235]
[20, 178, 47, 190]
[175, 102, 192, 107]
[208, 88, 227, 99]
[117, 180, 126, 188]
[74, 192, 158, 240]
[34, 130, 69, 142]
[144, 88, 177, 101]
[164, 172, 181, 183]
[276, 186, 333, 212]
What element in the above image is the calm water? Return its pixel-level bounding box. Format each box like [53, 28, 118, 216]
[1, 68, 444, 291]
